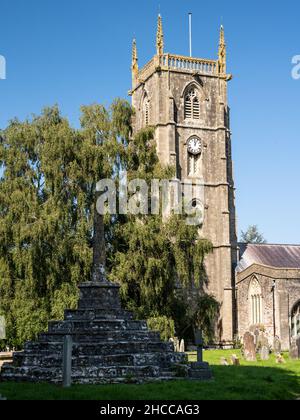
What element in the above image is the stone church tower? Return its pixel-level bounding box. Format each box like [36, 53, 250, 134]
[129, 16, 238, 344]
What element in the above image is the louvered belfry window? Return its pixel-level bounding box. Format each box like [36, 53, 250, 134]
[185, 89, 200, 120]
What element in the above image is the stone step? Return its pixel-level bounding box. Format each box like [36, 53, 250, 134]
[64, 309, 134, 321]
[1, 364, 163, 384]
[23, 341, 173, 356]
[38, 330, 160, 343]
[11, 352, 172, 368]
[48, 319, 148, 333]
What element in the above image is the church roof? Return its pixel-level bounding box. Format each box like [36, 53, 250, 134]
[237, 243, 300, 273]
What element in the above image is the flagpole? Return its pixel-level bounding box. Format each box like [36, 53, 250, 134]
[189, 13, 192, 57]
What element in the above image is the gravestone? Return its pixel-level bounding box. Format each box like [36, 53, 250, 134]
[256, 331, 269, 351]
[290, 339, 300, 360]
[179, 339, 185, 353]
[243, 332, 256, 362]
[297, 337, 300, 357]
[273, 336, 281, 355]
[290, 340, 299, 360]
[260, 346, 269, 361]
[194, 330, 203, 364]
[253, 328, 260, 347]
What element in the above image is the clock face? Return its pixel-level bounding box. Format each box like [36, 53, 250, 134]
[187, 137, 202, 155]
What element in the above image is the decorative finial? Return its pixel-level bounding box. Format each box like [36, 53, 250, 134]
[156, 14, 164, 56]
[132, 38, 139, 81]
[218, 25, 226, 75]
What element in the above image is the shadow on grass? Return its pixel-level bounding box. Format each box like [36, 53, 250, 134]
[0, 365, 299, 400]
[209, 365, 300, 400]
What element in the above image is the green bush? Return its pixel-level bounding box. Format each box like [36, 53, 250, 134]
[147, 316, 175, 342]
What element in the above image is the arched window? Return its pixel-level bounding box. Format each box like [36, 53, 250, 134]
[185, 88, 200, 120]
[291, 302, 300, 338]
[249, 277, 263, 325]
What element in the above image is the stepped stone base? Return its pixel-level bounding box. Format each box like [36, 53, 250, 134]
[1, 281, 212, 384]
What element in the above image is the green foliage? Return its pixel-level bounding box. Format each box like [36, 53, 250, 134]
[0, 98, 218, 348]
[241, 225, 267, 244]
[147, 316, 175, 342]
[0, 100, 133, 348]
[174, 293, 220, 345]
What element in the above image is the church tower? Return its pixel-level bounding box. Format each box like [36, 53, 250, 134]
[129, 16, 238, 344]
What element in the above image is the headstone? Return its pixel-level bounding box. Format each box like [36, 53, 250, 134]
[194, 330, 203, 363]
[297, 337, 300, 357]
[231, 354, 240, 366]
[256, 331, 269, 351]
[179, 339, 185, 353]
[260, 346, 269, 361]
[243, 332, 256, 361]
[173, 337, 180, 352]
[220, 357, 229, 366]
[253, 328, 260, 347]
[169, 338, 175, 351]
[289, 340, 299, 360]
[273, 336, 281, 355]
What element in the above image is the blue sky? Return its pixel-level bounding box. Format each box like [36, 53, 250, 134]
[0, 0, 299, 243]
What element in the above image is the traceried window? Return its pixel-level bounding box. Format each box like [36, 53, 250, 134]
[291, 302, 300, 338]
[249, 277, 263, 325]
[185, 88, 200, 120]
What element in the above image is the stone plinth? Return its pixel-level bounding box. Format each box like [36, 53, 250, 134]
[0, 281, 212, 384]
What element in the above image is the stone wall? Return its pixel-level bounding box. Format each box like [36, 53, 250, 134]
[237, 265, 300, 350]
[131, 65, 238, 344]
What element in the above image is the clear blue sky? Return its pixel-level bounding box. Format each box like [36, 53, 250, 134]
[0, 0, 299, 243]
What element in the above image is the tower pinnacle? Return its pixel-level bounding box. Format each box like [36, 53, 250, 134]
[156, 14, 164, 56]
[218, 25, 226, 74]
[132, 38, 139, 82]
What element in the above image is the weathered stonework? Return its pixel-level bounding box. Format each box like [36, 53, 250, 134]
[237, 262, 300, 351]
[1, 281, 212, 384]
[130, 22, 238, 345]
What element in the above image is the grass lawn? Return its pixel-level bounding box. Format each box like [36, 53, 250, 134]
[0, 350, 299, 400]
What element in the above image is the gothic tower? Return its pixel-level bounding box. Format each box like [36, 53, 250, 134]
[129, 16, 238, 344]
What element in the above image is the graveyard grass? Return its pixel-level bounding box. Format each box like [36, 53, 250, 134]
[1, 350, 299, 400]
